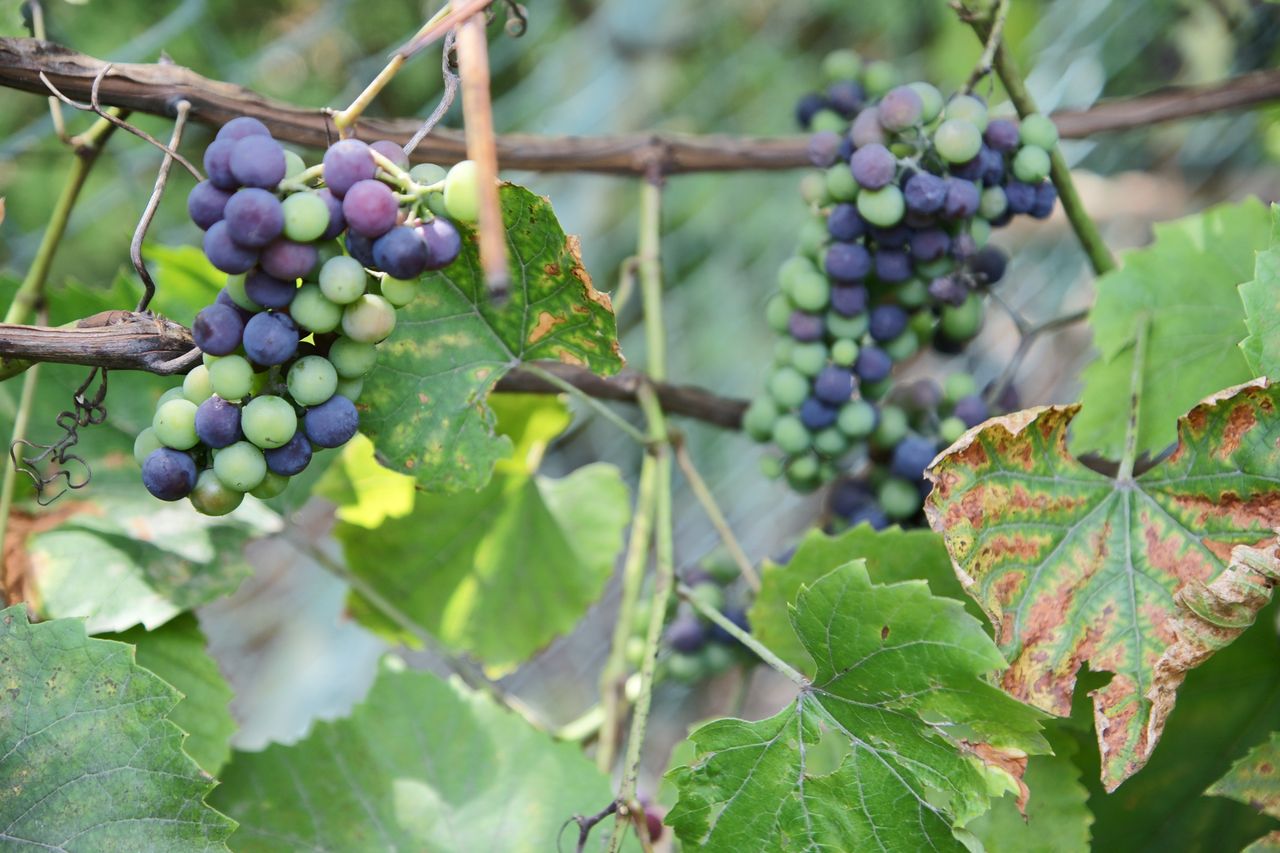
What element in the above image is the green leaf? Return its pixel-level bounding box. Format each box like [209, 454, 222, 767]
[210, 663, 619, 852]
[358, 184, 622, 493]
[0, 604, 234, 850]
[1240, 203, 1280, 376]
[1209, 733, 1280, 851]
[750, 524, 980, 673]
[102, 613, 236, 776]
[1072, 198, 1267, 459]
[666, 561, 1046, 852]
[925, 380, 1280, 791]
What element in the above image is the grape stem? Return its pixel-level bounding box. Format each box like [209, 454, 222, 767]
[132, 100, 191, 313]
[962, 0, 1011, 95]
[26, 1, 68, 144]
[523, 363, 649, 446]
[671, 434, 761, 591]
[677, 582, 809, 689]
[278, 163, 325, 193]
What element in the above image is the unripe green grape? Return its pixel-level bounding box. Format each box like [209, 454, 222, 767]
[941, 294, 984, 340]
[943, 373, 978, 403]
[202, 352, 222, 368]
[797, 217, 829, 258]
[821, 49, 862, 83]
[785, 455, 822, 491]
[250, 470, 290, 500]
[909, 309, 936, 340]
[249, 370, 271, 397]
[945, 94, 988, 130]
[939, 415, 967, 445]
[335, 376, 365, 401]
[788, 270, 830, 313]
[871, 404, 908, 450]
[666, 652, 707, 683]
[153, 399, 199, 450]
[768, 368, 809, 409]
[283, 149, 306, 179]
[688, 582, 724, 613]
[329, 337, 378, 379]
[979, 186, 1008, 220]
[291, 284, 343, 333]
[837, 400, 876, 438]
[1013, 145, 1051, 182]
[908, 82, 944, 123]
[772, 415, 811, 454]
[827, 311, 869, 340]
[934, 119, 983, 163]
[702, 643, 737, 675]
[778, 256, 815, 290]
[861, 377, 891, 401]
[409, 162, 447, 186]
[879, 476, 922, 520]
[759, 455, 784, 479]
[862, 60, 900, 97]
[813, 427, 848, 457]
[765, 294, 795, 333]
[790, 342, 829, 376]
[189, 469, 243, 517]
[213, 440, 267, 492]
[443, 159, 480, 222]
[425, 192, 449, 217]
[624, 635, 646, 668]
[225, 274, 257, 311]
[883, 329, 919, 361]
[183, 365, 214, 404]
[743, 397, 780, 442]
[831, 338, 859, 366]
[241, 395, 297, 449]
[773, 338, 794, 364]
[287, 355, 338, 406]
[342, 294, 398, 343]
[158, 386, 187, 407]
[209, 355, 254, 401]
[916, 257, 954, 279]
[888, 141, 915, 159]
[313, 242, 342, 276]
[281, 192, 330, 242]
[133, 427, 163, 466]
[897, 277, 928, 308]
[856, 185, 905, 227]
[1019, 113, 1059, 149]
[380, 275, 417, 307]
[799, 172, 830, 206]
[319, 255, 368, 304]
[810, 110, 846, 134]
[825, 164, 858, 202]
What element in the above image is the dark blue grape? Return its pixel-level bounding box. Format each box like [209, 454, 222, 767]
[813, 365, 854, 404]
[830, 284, 868, 317]
[984, 119, 1020, 152]
[847, 503, 890, 530]
[825, 242, 871, 282]
[949, 154, 984, 183]
[230, 135, 286, 189]
[304, 394, 359, 448]
[807, 131, 842, 168]
[794, 93, 828, 129]
[970, 246, 1008, 286]
[903, 172, 947, 215]
[827, 204, 866, 241]
[873, 249, 912, 283]
[800, 397, 839, 430]
[987, 381, 1020, 413]
[223, 188, 284, 248]
[666, 615, 708, 654]
[372, 226, 429, 279]
[195, 396, 243, 448]
[188, 181, 232, 230]
[316, 188, 347, 240]
[988, 209, 1013, 229]
[141, 448, 197, 501]
[788, 311, 825, 342]
[203, 221, 258, 274]
[836, 136, 854, 163]
[902, 378, 943, 412]
[943, 178, 980, 219]
[868, 305, 908, 341]
[323, 139, 376, 198]
[417, 218, 462, 270]
[854, 345, 892, 382]
[951, 232, 977, 261]
[849, 144, 895, 190]
[192, 303, 245, 356]
[260, 239, 318, 281]
[953, 394, 989, 427]
[242, 311, 299, 366]
[369, 139, 410, 170]
[708, 607, 750, 645]
[826, 81, 865, 117]
[928, 275, 968, 306]
[214, 288, 253, 323]
[244, 268, 297, 309]
[1031, 181, 1058, 219]
[829, 479, 874, 518]
[909, 228, 950, 262]
[1005, 180, 1036, 214]
[216, 116, 271, 142]
[264, 431, 313, 476]
[978, 146, 1005, 186]
[345, 231, 376, 267]
[890, 434, 938, 481]
[342, 179, 399, 238]
[203, 139, 238, 190]
[870, 225, 909, 248]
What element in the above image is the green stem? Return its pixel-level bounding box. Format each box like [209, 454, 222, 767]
[672, 436, 760, 591]
[963, 0, 1011, 93]
[637, 182, 666, 381]
[1116, 313, 1150, 482]
[524, 363, 649, 447]
[678, 582, 809, 688]
[0, 363, 41, 575]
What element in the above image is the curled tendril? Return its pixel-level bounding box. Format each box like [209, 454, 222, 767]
[502, 1, 528, 37]
[10, 368, 108, 506]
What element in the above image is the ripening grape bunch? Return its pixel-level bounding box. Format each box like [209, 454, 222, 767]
[135, 116, 480, 514]
[744, 47, 1055, 503]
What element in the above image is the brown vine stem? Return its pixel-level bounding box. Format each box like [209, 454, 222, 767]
[672, 434, 760, 591]
[132, 100, 191, 312]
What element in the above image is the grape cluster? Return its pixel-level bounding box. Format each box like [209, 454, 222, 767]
[135, 117, 477, 513]
[745, 49, 1053, 511]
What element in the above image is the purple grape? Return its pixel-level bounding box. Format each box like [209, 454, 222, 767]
[372, 226, 429, 279]
[369, 139, 410, 170]
[830, 284, 868, 317]
[216, 116, 271, 142]
[260, 239, 318, 281]
[417, 218, 463, 270]
[316, 188, 347, 240]
[230, 135, 287, 189]
[928, 275, 968, 306]
[807, 131, 842, 168]
[322, 139, 376, 197]
[943, 178, 980, 219]
[1005, 180, 1036, 214]
[827, 204, 866, 242]
[242, 311, 299, 366]
[970, 246, 1008, 285]
[830, 479, 875, 519]
[800, 397, 839, 430]
[264, 431, 313, 476]
[849, 107, 886, 147]
[244, 268, 297, 309]
[188, 181, 232, 230]
[850, 143, 896, 190]
[666, 615, 708, 654]
[342, 179, 399, 239]
[902, 379, 943, 412]
[788, 311, 825, 342]
[953, 394, 989, 428]
[303, 394, 359, 448]
[868, 305, 908, 342]
[903, 173, 947, 215]
[794, 93, 828, 129]
[890, 434, 938, 481]
[978, 146, 1005, 186]
[988, 382, 1021, 413]
[870, 225, 909, 248]
[848, 503, 890, 530]
[826, 81, 865, 117]
[813, 365, 854, 405]
[878, 85, 925, 131]
[345, 231, 376, 267]
[223, 188, 284, 248]
[984, 119, 1020, 152]
[192, 303, 245, 356]
[195, 397, 243, 449]
[1031, 181, 1058, 219]
[854, 345, 892, 382]
[873, 249, 912, 283]
[910, 228, 950, 262]
[949, 154, 984, 183]
[203, 140, 238, 190]
[836, 136, 854, 163]
[951, 233, 977, 261]
[825, 242, 871, 282]
[203, 221, 258, 274]
[708, 607, 750, 645]
[141, 448, 197, 501]
[214, 288, 254, 323]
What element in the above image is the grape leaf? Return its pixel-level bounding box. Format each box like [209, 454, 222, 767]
[666, 561, 1047, 852]
[359, 183, 622, 493]
[0, 604, 234, 850]
[332, 395, 629, 671]
[925, 380, 1280, 792]
[103, 613, 236, 775]
[1072, 198, 1267, 459]
[210, 663, 621, 852]
[1240, 203, 1280, 377]
[1208, 733, 1280, 852]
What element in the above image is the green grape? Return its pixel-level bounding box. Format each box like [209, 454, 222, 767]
[969, 218, 992, 248]
[443, 159, 480, 222]
[773, 339, 795, 364]
[409, 162, 447, 186]
[765, 293, 796, 333]
[313, 241, 343, 276]
[342, 294, 397, 344]
[1019, 113, 1059, 149]
[837, 400, 877, 438]
[291, 284, 343, 333]
[158, 386, 187, 407]
[897, 278, 928, 308]
[943, 373, 978, 403]
[241, 395, 297, 449]
[813, 427, 848, 457]
[939, 415, 967, 445]
[624, 635, 646, 668]
[810, 110, 846, 134]
[183, 365, 214, 404]
[830, 338, 859, 366]
[934, 119, 982, 163]
[249, 369, 271, 397]
[742, 397, 780, 442]
[688, 582, 724, 613]
[818, 461, 838, 483]
[225, 274, 257, 311]
[1012, 145, 1051, 183]
[133, 427, 163, 466]
[701, 549, 741, 585]
[153, 399, 199, 450]
[979, 186, 1008, 220]
[821, 49, 862, 83]
[785, 455, 822, 491]
[213, 440, 267, 492]
[666, 652, 707, 683]
[862, 60, 900, 97]
[915, 257, 953, 279]
[790, 342, 829, 376]
[250, 471, 290, 500]
[287, 355, 338, 406]
[883, 329, 919, 361]
[797, 217, 829, 258]
[909, 309, 936, 340]
[319, 255, 368, 304]
[856, 185, 905, 227]
[329, 337, 378, 379]
[202, 353, 221, 368]
[878, 476, 922, 521]
[825, 164, 858, 202]
[888, 141, 915, 159]
[871, 404, 908, 450]
[759, 455, 784, 479]
[768, 368, 809, 409]
[941, 294, 984, 340]
[799, 172, 831, 206]
[772, 415, 811, 454]
[283, 149, 306, 179]
[908, 82, 943, 123]
[425, 192, 449, 216]
[380, 275, 417, 307]
[189, 469, 243, 517]
[861, 377, 891, 401]
[702, 643, 737, 675]
[209, 355, 254, 401]
[827, 311, 868, 340]
[281, 192, 330, 242]
[335, 376, 365, 401]
[788, 269, 830, 312]
[944, 94, 988, 131]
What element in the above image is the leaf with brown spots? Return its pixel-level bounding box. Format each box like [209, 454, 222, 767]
[926, 379, 1280, 792]
[1209, 732, 1280, 850]
[360, 183, 623, 493]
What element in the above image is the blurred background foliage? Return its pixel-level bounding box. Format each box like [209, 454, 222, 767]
[2, 0, 1280, 846]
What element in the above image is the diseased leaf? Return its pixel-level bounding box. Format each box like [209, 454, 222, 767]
[0, 604, 234, 850]
[925, 380, 1280, 791]
[359, 184, 622, 493]
[1240, 204, 1280, 376]
[211, 663, 619, 852]
[1073, 198, 1266, 459]
[1208, 733, 1280, 851]
[667, 561, 1046, 852]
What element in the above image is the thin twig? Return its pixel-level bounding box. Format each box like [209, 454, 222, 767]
[524, 364, 647, 445]
[395, 0, 493, 60]
[672, 435, 760, 591]
[984, 303, 1090, 406]
[963, 0, 1011, 94]
[132, 100, 191, 312]
[677, 581, 809, 687]
[403, 31, 461, 157]
[559, 800, 618, 853]
[27, 1, 67, 143]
